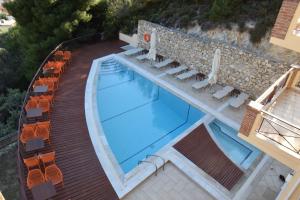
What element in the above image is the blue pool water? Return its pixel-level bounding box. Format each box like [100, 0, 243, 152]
[209, 119, 261, 169]
[96, 58, 205, 173]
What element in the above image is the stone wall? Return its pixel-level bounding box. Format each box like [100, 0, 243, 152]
[137, 20, 290, 98]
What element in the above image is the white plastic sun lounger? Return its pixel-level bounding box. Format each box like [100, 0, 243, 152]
[136, 54, 148, 61]
[192, 79, 209, 90]
[176, 70, 198, 80]
[213, 86, 234, 99]
[176, 69, 199, 80]
[165, 65, 188, 75]
[124, 47, 143, 56]
[154, 59, 174, 69]
[230, 93, 249, 108]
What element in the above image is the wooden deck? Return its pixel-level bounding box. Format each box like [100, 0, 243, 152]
[20, 40, 125, 200]
[174, 124, 244, 191]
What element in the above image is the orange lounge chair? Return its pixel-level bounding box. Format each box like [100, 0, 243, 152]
[40, 95, 54, 104]
[39, 152, 63, 186]
[33, 79, 46, 88]
[38, 99, 51, 113]
[45, 81, 56, 92]
[20, 125, 36, 144]
[25, 99, 38, 112]
[43, 61, 65, 74]
[30, 95, 54, 105]
[44, 79, 57, 91]
[23, 123, 37, 130]
[23, 156, 45, 189]
[43, 77, 59, 89]
[35, 121, 50, 143]
[54, 51, 71, 63]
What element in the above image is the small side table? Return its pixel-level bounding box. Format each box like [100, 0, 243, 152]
[33, 86, 48, 94]
[26, 138, 45, 152]
[26, 108, 43, 119]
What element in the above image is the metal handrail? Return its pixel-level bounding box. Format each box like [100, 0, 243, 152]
[257, 111, 300, 154]
[261, 110, 300, 131]
[146, 154, 166, 170]
[138, 160, 158, 176]
[17, 32, 102, 200]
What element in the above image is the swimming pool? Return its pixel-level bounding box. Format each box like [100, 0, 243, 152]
[96, 58, 205, 173]
[209, 119, 261, 169]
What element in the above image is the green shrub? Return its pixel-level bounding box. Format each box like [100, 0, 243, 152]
[0, 89, 25, 137]
[209, 0, 242, 21]
[0, 13, 7, 20]
[179, 15, 191, 28]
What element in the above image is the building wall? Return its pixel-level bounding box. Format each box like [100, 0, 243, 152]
[270, 2, 300, 53]
[271, 0, 300, 39]
[137, 20, 290, 98]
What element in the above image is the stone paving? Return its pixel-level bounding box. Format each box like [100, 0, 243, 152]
[247, 158, 291, 200]
[122, 158, 291, 200]
[123, 163, 215, 200]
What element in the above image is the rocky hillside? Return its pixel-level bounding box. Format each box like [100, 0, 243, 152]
[186, 22, 300, 65]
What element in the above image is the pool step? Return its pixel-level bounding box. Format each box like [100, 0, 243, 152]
[100, 59, 125, 73]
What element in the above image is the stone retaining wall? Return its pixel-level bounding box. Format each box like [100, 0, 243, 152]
[137, 20, 290, 98]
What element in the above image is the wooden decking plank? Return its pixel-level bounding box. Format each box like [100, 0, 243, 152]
[174, 124, 244, 191]
[20, 40, 125, 200]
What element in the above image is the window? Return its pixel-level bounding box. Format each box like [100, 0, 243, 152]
[293, 18, 300, 37]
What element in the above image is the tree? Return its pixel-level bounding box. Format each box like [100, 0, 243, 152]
[0, 27, 24, 93]
[4, 0, 103, 80]
[0, 89, 25, 137]
[209, 0, 242, 21]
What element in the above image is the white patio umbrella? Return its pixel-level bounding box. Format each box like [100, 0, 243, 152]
[208, 49, 221, 85]
[147, 28, 157, 61]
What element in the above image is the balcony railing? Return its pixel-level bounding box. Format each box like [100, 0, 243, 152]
[257, 68, 292, 107]
[239, 65, 300, 157]
[17, 33, 103, 200]
[257, 110, 300, 155]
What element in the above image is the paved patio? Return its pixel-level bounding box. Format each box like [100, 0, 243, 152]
[123, 163, 215, 200]
[247, 158, 291, 200]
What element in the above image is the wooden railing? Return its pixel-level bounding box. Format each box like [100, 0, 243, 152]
[17, 33, 103, 200]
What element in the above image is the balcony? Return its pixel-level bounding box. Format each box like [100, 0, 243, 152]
[239, 65, 300, 169]
[270, 0, 300, 52]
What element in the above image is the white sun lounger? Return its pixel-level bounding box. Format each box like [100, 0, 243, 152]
[136, 54, 148, 61]
[192, 79, 209, 90]
[154, 59, 174, 69]
[165, 65, 188, 75]
[230, 93, 249, 108]
[176, 70, 199, 80]
[124, 47, 143, 56]
[213, 86, 234, 99]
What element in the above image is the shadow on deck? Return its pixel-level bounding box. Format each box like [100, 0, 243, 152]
[174, 124, 244, 191]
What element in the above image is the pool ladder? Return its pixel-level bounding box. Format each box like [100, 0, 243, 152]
[138, 154, 166, 176]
